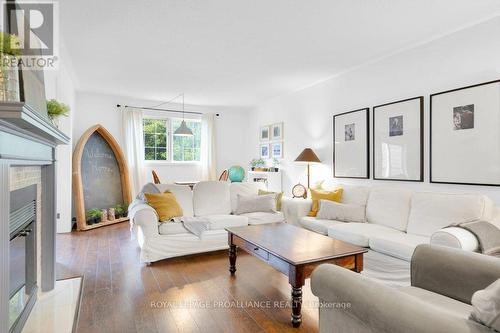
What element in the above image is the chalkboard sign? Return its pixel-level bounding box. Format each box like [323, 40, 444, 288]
[81, 132, 124, 210]
[73, 124, 132, 231]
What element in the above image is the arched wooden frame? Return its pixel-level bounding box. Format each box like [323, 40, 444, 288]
[72, 124, 132, 231]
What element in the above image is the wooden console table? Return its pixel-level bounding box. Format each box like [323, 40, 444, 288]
[226, 223, 367, 328]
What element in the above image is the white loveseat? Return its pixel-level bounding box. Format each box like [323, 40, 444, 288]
[284, 182, 500, 285]
[129, 181, 285, 263]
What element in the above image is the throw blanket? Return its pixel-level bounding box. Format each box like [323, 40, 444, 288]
[458, 220, 500, 256]
[181, 216, 211, 237]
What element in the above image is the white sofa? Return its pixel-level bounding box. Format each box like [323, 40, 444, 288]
[129, 181, 285, 263]
[284, 182, 500, 286]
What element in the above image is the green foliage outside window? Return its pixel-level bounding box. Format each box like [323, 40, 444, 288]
[143, 119, 168, 161]
[143, 118, 201, 162]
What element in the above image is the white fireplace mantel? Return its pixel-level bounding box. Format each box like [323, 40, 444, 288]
[0, 103, 69, 333]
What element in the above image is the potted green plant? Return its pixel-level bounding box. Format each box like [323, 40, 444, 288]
[255, 158, 267, 171]
[271, 158, 280, 172]
[0, 32, 21, 102]
[86, 208, 102, 225]
[46, 99, 70, 128]
[114, 203, 128, 219]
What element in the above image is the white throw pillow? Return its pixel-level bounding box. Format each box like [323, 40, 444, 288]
[470, 278, 500, 331]
[316, 200, 366, 223]
[234, 194, 276, 215]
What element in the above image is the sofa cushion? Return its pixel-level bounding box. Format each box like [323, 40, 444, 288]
[369, 233, 429, 261]
[407, 192, 494, 237]
[193, 181, 231, 216]
[144, 192, 184, 222]
[239, 212, 285, 225]
[316, 200, 366, 223]
[399, 286, 472, 319]
[234, 194, 276, 215]
[299, 217, 343, 235]
[308, 188, 343, 217]
[320, 181, 370, 206]
[158, 222, 190, 235]
[366, 187, 413, 231]
[203, 214, 248, 229]
[154, 184, 194, 217]
[327, 223, 401, 247]
[229, 182, 266, 213]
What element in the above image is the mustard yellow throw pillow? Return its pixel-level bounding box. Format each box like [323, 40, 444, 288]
[258, 189, 283, 211]
[144, 191, 183, 222]
[308, 188, 343, 217]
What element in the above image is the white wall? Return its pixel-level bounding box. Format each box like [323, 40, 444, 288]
[45, 44, 77, 233]
[73, 92, 249, 190]
[247, 17, 500, 203]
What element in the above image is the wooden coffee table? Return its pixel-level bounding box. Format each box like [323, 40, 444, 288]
[226, 223, 367, 328]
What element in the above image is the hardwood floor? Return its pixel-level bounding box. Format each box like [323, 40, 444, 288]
[56, 222, 319, 333]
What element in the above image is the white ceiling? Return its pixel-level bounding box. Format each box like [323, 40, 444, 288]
[61, 0, 500, 108]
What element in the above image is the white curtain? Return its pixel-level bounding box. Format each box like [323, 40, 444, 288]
[201, 113, 217, 181]
[122, 107, 146, 196]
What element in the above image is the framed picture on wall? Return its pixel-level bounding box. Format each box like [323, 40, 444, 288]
[271, 141, 283, 159]
[270, 122, 283, 140]
[373, 96, 424, 181]
[260, 126, 270, 141]
[430, 79, 500, 186]
[333, 108, 370, 178]
[260, 143, 270, 159]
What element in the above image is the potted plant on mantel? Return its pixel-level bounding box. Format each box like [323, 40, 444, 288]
[114, 203, 128, 219]
[46, 99, 70, 128]
[0, 32, 21, 102]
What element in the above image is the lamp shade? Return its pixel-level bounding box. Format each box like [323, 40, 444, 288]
[174, 120, 194, 136]
[294, 148, 321, 163]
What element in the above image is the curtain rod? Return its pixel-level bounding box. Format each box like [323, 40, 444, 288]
[116, 104, 220, 116]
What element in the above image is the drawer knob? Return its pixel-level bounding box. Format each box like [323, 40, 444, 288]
[254, 247, 259, 251]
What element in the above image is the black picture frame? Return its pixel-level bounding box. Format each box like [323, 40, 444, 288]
[430, 78, 500, 186]
[373, 96, 424, 182]
[333, 108, 370, 179]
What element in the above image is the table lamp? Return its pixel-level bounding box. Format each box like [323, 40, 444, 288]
[294, 148, 321, 189]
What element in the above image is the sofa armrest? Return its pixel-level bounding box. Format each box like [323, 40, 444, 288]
[281, 197, 312, 226]
[311, 264, 491, 333]
[411, 244, 500, 304]
[430, 227, 479, 252]
[128, 200, 160, 239]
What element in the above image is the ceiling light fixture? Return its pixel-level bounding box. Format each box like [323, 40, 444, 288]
[173, 93, 194, 136]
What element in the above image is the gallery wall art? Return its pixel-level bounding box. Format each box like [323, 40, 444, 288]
[430, 79, 500, 186]
[333, 108, 369, 178]
[259, 122, 284, 159]
[373, 96, 424, 181]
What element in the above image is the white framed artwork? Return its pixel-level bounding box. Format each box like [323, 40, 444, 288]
[260, 126, 270, 142]
[260, 143, 270, 159]
[333, 108, 369, 178]
[373, 96, 423, 181]
[430, 79, 500, 186]
[271, 141, 283, 159]
[270, 122, 283, 140]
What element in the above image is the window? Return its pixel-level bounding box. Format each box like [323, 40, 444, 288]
[144, 118, 168, 161]
[143, 117, 201, 162]
[172, 119, 201, 162]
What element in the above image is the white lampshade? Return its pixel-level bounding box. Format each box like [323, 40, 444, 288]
[174, 120, 194, 136]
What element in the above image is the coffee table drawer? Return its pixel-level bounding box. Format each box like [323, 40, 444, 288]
[233, 237, 269, 261]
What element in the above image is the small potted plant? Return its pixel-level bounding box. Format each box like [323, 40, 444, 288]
[271, 158, 280, 172]
[114, 204, 127, 219]
[0, 32, 21, 102]
[46, 99, 70, 128]
[86, 208, 102, 225]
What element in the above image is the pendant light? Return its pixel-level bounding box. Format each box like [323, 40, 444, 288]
[174, 93, 194, 136]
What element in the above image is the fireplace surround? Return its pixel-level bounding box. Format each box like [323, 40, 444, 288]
[0, 102, 69, 333]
